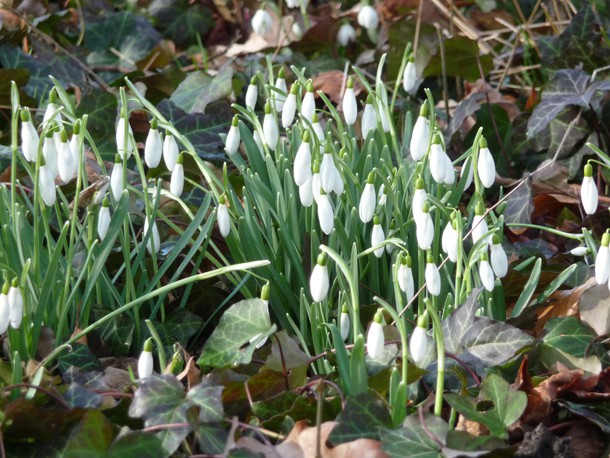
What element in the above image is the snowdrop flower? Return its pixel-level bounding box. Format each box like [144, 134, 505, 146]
[57, 129, 75, 182]
[263, 102, 279, 151]
[377, 99, 391, 133]
[367, 309, 384, 359]
[471, 203, 489, 246]
[273, 67, 287, 112]
[378, 183, 387, 206]
[286, 0, 308, 8]
[443, 153, 455, 185]
[253, 130, 264, 156]
[409, 102, 430, 161]
[429, 133, 447, 184]
[461, 156, 474, 189]
[170, 153, 184, 196]
[294, 130, 312, 186]
[43, 89, 62, 125]
[252, 8, 272, 35]
[477, 136, 496, 188]
[479, 253, 496, 292]
[69, 120, 83, 170]
[310, 252, 329, 302]
[342, 77, 358, 126]
[145, 119, 163, 168]
[595, 232, 610, 285]
[410, 314, 429, 366]
[299, 173, 314, 207]
[8, 279, 23, 329]
[245, 75, 258, 110]
[340, 304, 350, 341]
[42, 130, 59, 178]
[0, 284, 9, 334]
[20, 108, 39, 162]
[361, 94, 377, 139]
[371, 215, 385, 257]
[98, 197, 111, 240]
[143, 216, 161, 256]
[217, 194, 230, 238]
[416, 201, 434, 250]
[441, 217, 459, 263]
[225, 116, 240, 155]
[291, 21, 303, 39]
[425, 253, 441, 296]
[163, 132, 179, 172]
[317, 190, 334, 235]
[402, 56, 418, 94]
[320, 144, 341, 194]
[311, 113, 324, 142]
[570, 246, 589, 256]
[412, 176, 427, 221]
[116, 116, 134, 160]
[358, 3, 379, 31]
[311, 160, 322, 204]
[301, 80, 315, 124]
[490, 234, 508, 278]
[359, 172, 376, 223]
[581, 162, 598, 215]
[38, 158, 56, 206]
[397, 255, 415, 302]
[138, 338, 154, 378]
[337, 22, 356, 47]
[282, 84, 298, 129]
[110, 154, 124, 202]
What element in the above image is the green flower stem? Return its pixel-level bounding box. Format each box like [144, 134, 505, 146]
[390, 43, 413, 113]
[425, 298, 445, 417]
[454, 215, 465, 309]
[10, 82, 19, 217]
[506, 223, 586, 240]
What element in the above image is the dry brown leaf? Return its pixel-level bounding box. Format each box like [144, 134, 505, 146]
[565, 423, 607, 458]
[312, 71, 363, 105]
[514, 356, 551, 425]
[455, 414, 490, 437]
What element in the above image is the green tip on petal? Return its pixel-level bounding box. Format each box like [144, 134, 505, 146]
[143, 338, 153, 352]
[366, 171, 375, 184]
[389, 219, 395, 229]
[49, 87, 58, 104]
[261, 283, 270, 301]
[290, 83, 299, 95]
[373, 215, 380, 225]
[419, 102, 428, 117]
[219, 194, 226, 205]
[20, 108, 30, 122]
[416, 311, 428, 328]
[114, 154, 121, 163]
[277, 67, 286, 79]
[426, 252, 434, 263]
[45, 129, 54, 139]
[302, 130, 310, 142]
[165, 131, 173, 138]
[492, 233, 501, 245]
[2, 282, 9, 295]
[347, 76, 354, 89]
[176, 153, 184, 164]
[341, 304, 349, 313]
[422, 200, 430, 213]
[480, 136, 488, 148]
[406, 254, 412, 267]
[366, 93, 374, 104]
[408, 54, 415, 63]
[60, 129, 68, 143]
[475, 201, 485, 216]
[373, 309, 383, 323]
[306, 80, 314, 92]
[73, 119, 81, 135]
[11, 277, 19, 288]
[415, 176, 425, 189]
[312, 112, 319, 123]
[317, 251, 328, 266]
[231, 116, 239, 127]
[602, 232, 610, 247]
[312, 159, 321, 173]
[480, 252, 489, 262]
[250, 75, 258, 84]
[584, 163, 593, 177]
[264, 101, 272, 114]
[102, 196, 109, 207]
[149, 118, 158, 130]
[432, 132, 441, 144]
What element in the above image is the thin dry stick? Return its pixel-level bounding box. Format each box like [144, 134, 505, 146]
[413, 0, 424, 59]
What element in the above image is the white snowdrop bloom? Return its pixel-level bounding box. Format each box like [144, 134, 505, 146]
[402, 58, 418, 94]
[429, 134, 447, 184]
[57, 130, 75, 182]
[570, 246, 589, 256]
[145, 120, 163, 168]
[116, 116, 134, 160]
[581, 163, 598, 215]
[170, 154, 184, 197]
[490, 234, 508, 278]
[245, 76, 258, 110]
[361, 95, 377, 139]
[330, 151, 344, 195]
[371, 216, 385, 258]
[340, 305, 350, 341]
[69, 134, 82, 173]
[273, 68, 287, 112]
[98, 197, 111, 241]
[311, 113, 325, 141]
[337, 22, 356, 47]
[253, 130, 264, 156]
[138, 339, 154, 378]
[252, 8, 272, 35]
[293, 131, 312, 186]
[378, 183, 387, 206]
[218, 195, 230, 238]
[471, 206, 489, 245]
[311, 166, 322, 203]
[163, 132, 179, 172]
[299, 173, 314, 207]
[359, 173, 376, 223]
[282, 84, 298, 128]
[286, 0, 308, 8]
[0, 287, 9, 334]
[412, 177, 427, 221]
[443, 153, 455, 185]
[367, 310, 385, 359]
[441, 219, 459, 263]
[43, 90, 63, 125]
[416, 202, 434, 250]
[42, 131, 59, 179]
[39, 163, 56, 206]
[320, 147, 340, 194]
[479, 255, 496, 292]
[291, 21, 303, 39]
[595, 233, 610, 284]
[110, 155, 124, 202]
[358, 4, 379, 30]
[342, 77, 358, 126]
[317, 191, 334, 235]
[425, 255, 441, 296]
[20, 109, 39, 162]
[410, 325, 429, 366]
[301, 81, 315, 124]
[8, 281, 23, 329]
[478, 137, 496, 188]
[409, 103, 430, 161]
[310, 252, 329, 302]
[461, 156, 474, 189]
[263, 102, 279, 151]
[143, 217, 161, 256]
[397, 255, 415, 301]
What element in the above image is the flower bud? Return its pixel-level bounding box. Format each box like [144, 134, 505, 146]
[57, 129, 75, 182]
[402, 57, 418, 94]
[217, 194, 230, 238]
[595, 232, 610, 284]
[294, 130, 312, 186]
[110, 154, 124, 202]
[358, 4, 379, 30]
[317, 190, 334, 235]
[282, 84, 298, 128]
[342, 77, 357, 126]
[361, 94, 377, 139]
[477, 136, 496, 188]
[263, 102, 279, 151]
[409, 103, 429, 161]
[397, 255, 414, 301]
[310, 252, 329, 302]
[98, 197, 111, 240]
[410, 322, 429, 366]
[371, 215, 385, 258]
[143, 217, 161, 256]
[245, 76, 258, 110]
[0, 283, 9, 334]
[8, 279, 23, 329]
[273, 68, 287, 112]
[301, 81, 315, 123]
[163, 132, 179, 172]
[425, 253, 440, 296]
[359, 172, 376, 223]
[138, 338, 154, 379]
[170, 153, 184, 196]
[340, 304, 350, 341]
[367, 310, 384, 359]
[252, 8, 272, 35]
[20, 108, 39, 162]
[479, 253, 495, 292]
[490, 234, 508, 278]
[581, 163, 598, 215]
[337, 22, 356, 47]
[145, 120, 163, 168]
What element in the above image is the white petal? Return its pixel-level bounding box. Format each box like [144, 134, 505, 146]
[0, 294, 9, 334]
[479, 260, 495, 291]
[301, 91, 315, 123]
[170, 163, 184, 196]
[310, 264, 329, 302]
[312, 121, 324, 141]
[403, 61, 418, 94]
[273, 78, 287, 112]
[416, 214, 434, 250]
[252, 9, 272, 35]
[42, 137, 58, 179]
[367, 321, 384, 359]
[299, 174, 314, 207]
[337, 23, 356, 46]
[595, 246, 610, 284]
[245, 84, 258, 110]
[397, 264, 414, 301]
[110, 163, 124, 202]
[263, 113, 279, 151]
[138, 350, 153, 378]
[39, 165, 56, 206]
[340, 312, 350, 341]
[312, 173, 322, 204]
[320, 153, 339, 194]
[163, 135, 179, 172]
[441, 223, 458, 262]
[412, 188, 427, 220]
[282, 93, 297, 128]
[8, 287, 23, 329]
[116, 118, 134, 159]
[425, 262, 441, 296]
[218, 203, 230, 238]
[317, 194, 334, 235]
[409, 116, 429, 161]
[357, 5, 379, 30]
[145, 128, 163, 168]
[410, 326, 429, 366]
[342, 87, 357, 126]
[21, 121, 39, 162]
[98, 206, 111, 240]
[144, 218, 161, 255]
[478, 147, 496, 188]
[490, 243, 508, 278]
[359, 183, 376, 223]
[294, 141, 312, 186]
[57, 141, 75, 182]
[471, 215, 488, 245]
[371, 224, 385, 258]
[429, 143, 446, 183]
[361, 103, 377, 139]
[581, 176, 598, 215]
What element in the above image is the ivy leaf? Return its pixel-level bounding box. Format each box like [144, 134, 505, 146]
[75, 90, 118, 161]
[445, 374, 526, 439]
[261, 330, 310, 372]
[424, 37, 492, 82]
[169, 66, 233, 114]
[149, 0, 214, 47]
[57, 343, 102, 372]
[503, 175, 533, 227]
[197, 298, 276, 368]
[442, 289, 481, 354]
[380, 413, 448, 458]
[64, 410, 114, 458]
[541, 317, 597, 357]
[156, 309, 204, 346]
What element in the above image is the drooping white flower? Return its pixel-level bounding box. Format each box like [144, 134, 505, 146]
[42, 131, 59, 179]
[595, 232, 610, 284]
[416, 202, 434, 250]
[143, 217, 161, 256]
[397, 255, 415, 301]
[163, 132, 179, 172]
[0, 286, 9, 334]
[245, 76, 258, 110]
[478, 136, 496, 188]
[217, 194, 230, 238]
[253, 130, 264, 156]
[429, 133, 447, 184]
[294, 130, 312, 186]
[301, 81, 315, 124]
[138, 339, 154, 378]
[377, 99, 391, 133]
[251, 8, 272, 35]
[342, 77, 358, 126]
[310, 252, 329, 302]
[43, 89, 63, 125]
[145, 119, 163, 168]
[461, 156, 474, 189]
[340, 305, 350, 341]
[361, 94, 377, 139]
[282, 84, 298, 128]
[116, 116, 134, 160]
[359, 172, 376, 223]
[299, 173, 314, 207]
[20, 108, 39, 162]
[443, 153, 455, 185]
[225, 116, 240, 156]
[273, 68, 287, 112]
[286, 0, 309, 8]
[409, 103, 430, 161]
[402, 57, 418, 94]
[441, 218, 459, 263]
[110, 155, 124, 202]
[367, 310, 385, 359]
[410, 322, 429, 366]
[57, 129, 75, 182]
[311, 113, 324, 141]
[371, 215, 385, 258]
[170, 153, 184, 196]
[8, 280, 23, 329]
[320, 146, 340, 194]
[337, 22, 356, 47]
[358, 4, 379, 30]
[312, 162, 322, 204]
[425, 254, 441, 296]
[291, 21, 303, 39]
[479, 254, 496, 292]
[412, 176, 427, 222]
[471, 204, 489, 246]
[70, 120, 83, 171]
[263, 102, 279, 151]
[98, 197, 111, 241]
[378, 183, 387, 206]
[39, 162, 56, 206]
[317, 191, 334, 235]
[570, 246, 589, 256]
[581, 162, 598, 215]
[490, 234, 508, 278]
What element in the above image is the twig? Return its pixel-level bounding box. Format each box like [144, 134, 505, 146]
[2, 383, 71, 409]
